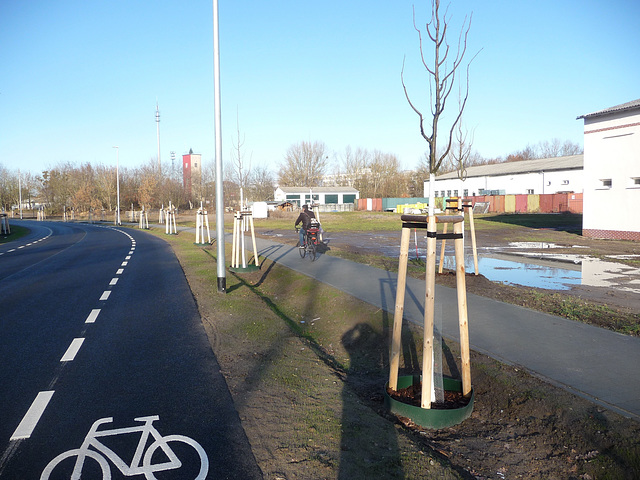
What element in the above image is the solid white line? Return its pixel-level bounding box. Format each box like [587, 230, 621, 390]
[109, 278, 118, 286]
[10, 391, 55, 440]
[60, 338, 85, 362]
[100, 291, 111, 301]
[116, 268, 124, 275]
[85, 309, 101, 323]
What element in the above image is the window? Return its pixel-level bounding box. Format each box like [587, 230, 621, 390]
[463, 189, 469, 197]
[325, 194, 338, 204]
[629, 177, 640, 188]
[527, 189, 534, 194]
[441, 191, 446, 197]
[447, 190, 451, 196]
[453, 190, 459, 197]
[561, 180, 569, 185]
[600, 179, 612, 189]
[434, 191, 439, 197]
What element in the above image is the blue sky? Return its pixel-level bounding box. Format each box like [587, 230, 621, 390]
[1, 0, 639, 177]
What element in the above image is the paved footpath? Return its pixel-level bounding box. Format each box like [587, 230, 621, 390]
[228, 231, 640, 421]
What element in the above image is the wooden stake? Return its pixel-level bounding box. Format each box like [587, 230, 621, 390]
[231, 213, 238, 268]
[421, 215, 437, 408]
[454, 221, 472, 397]
[248, 214, 259, 267]
[438, 222, 447, 274]
[464, 201, 479, 275]
[389, 226, 411, 391]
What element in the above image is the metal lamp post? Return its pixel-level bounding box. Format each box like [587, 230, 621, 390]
[113, 146, 121, 225]
[213, 0, 226, 293]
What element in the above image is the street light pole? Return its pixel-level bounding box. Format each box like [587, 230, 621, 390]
[113, 146, 121, 225]
[213, 0, 226, 293]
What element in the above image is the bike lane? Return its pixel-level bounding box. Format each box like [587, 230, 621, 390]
[0, 225, 262, 479]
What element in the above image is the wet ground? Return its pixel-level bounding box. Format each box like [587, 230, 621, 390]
[257, 227, 640, 313]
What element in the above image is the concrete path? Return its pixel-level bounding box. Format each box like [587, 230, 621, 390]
[236, 232, 640, 421]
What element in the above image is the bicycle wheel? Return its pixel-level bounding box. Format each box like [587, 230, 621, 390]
[143, 434, 209, 480]
[308, 240, 317, 261]
[40, 449, 110, 480]
[297, 240, 306, 258]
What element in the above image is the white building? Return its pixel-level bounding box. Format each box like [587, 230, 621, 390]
[578, 99, 640, 240]
[274, 186, 359, 206]
[424, 155, 584, 198]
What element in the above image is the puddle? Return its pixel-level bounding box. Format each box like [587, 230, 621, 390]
[379, 243, 640, 294]
[441, 255, 581, 290]
[439, 253, 640, 294]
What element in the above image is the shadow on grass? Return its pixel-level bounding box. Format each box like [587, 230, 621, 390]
[480, 213, 582, 235]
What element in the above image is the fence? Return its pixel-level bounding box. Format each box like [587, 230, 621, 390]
[357, 193, 583, 214]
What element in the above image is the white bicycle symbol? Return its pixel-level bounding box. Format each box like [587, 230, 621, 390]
[40, 415, 208, 479]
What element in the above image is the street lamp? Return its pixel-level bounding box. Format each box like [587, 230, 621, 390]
[113, 146, 121, 225]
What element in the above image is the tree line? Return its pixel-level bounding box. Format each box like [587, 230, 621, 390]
[1, 135, 582, 215]
[276, 138, 583, 199]
[0, 158, 275, 215]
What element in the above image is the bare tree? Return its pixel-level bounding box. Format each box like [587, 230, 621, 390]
[247, 165, 275, 201]
[539, 138, 583, 158]
[402, 0, 478, 209]
[229, 109, 252, 208]
[278, 140, 329, 187]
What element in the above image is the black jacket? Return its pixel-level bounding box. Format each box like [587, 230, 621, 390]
[295, 210, 316, 229]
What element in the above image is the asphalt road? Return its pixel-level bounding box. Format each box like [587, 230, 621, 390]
[0, 221, 262, 479]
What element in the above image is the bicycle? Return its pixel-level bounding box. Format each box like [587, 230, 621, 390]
[40, 415, 208, 480]
[296, 224, 320, 261]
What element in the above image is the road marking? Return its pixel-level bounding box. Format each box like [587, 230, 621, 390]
[100, 291, 111, 301]
[109, 278, 118, 286]
[18, 246, 25, 249]
[116, 268, 124, 275]
[125, 255, 131, 260]
[85, 309, 101, 323]
[10, 391, 55, 440]
[60, 338, 85, 362]
[121, 261, 128, 266]
[8, 249, 15, 252]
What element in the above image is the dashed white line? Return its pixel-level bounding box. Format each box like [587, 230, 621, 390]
[85, 309, 101, 323]
[116, 268, 124, 275]
[121, 261, 128, 266]
[99, 291, 111, 301]
[10, 391, 55, 440]
[60, 338, 85, 362]
[125, 255, 131, 260]
[109, 278, 119, 286]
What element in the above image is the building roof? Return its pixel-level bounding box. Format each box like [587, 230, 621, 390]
[577, 99, 640, 120]
[434, 155, 583, 180]
[276, 186, 359, 193]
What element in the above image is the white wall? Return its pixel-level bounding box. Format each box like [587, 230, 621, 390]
[424, 169, 583, 198]
[582, 109, 640, 235]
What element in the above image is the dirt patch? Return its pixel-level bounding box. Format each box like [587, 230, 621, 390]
[162, 230, 640, 480]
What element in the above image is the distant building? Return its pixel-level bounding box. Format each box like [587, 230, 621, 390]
[182, 150, 202, 198]
[578, 99, 640, 240]
[274, 186, 359, 207]
[424, 155, 584, 198]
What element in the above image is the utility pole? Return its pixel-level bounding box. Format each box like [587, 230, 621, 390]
[113, 146, 121, 225]
[156, 101, 161, 173]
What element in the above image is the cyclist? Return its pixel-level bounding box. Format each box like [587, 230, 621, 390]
[295, 204, 316, 248]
